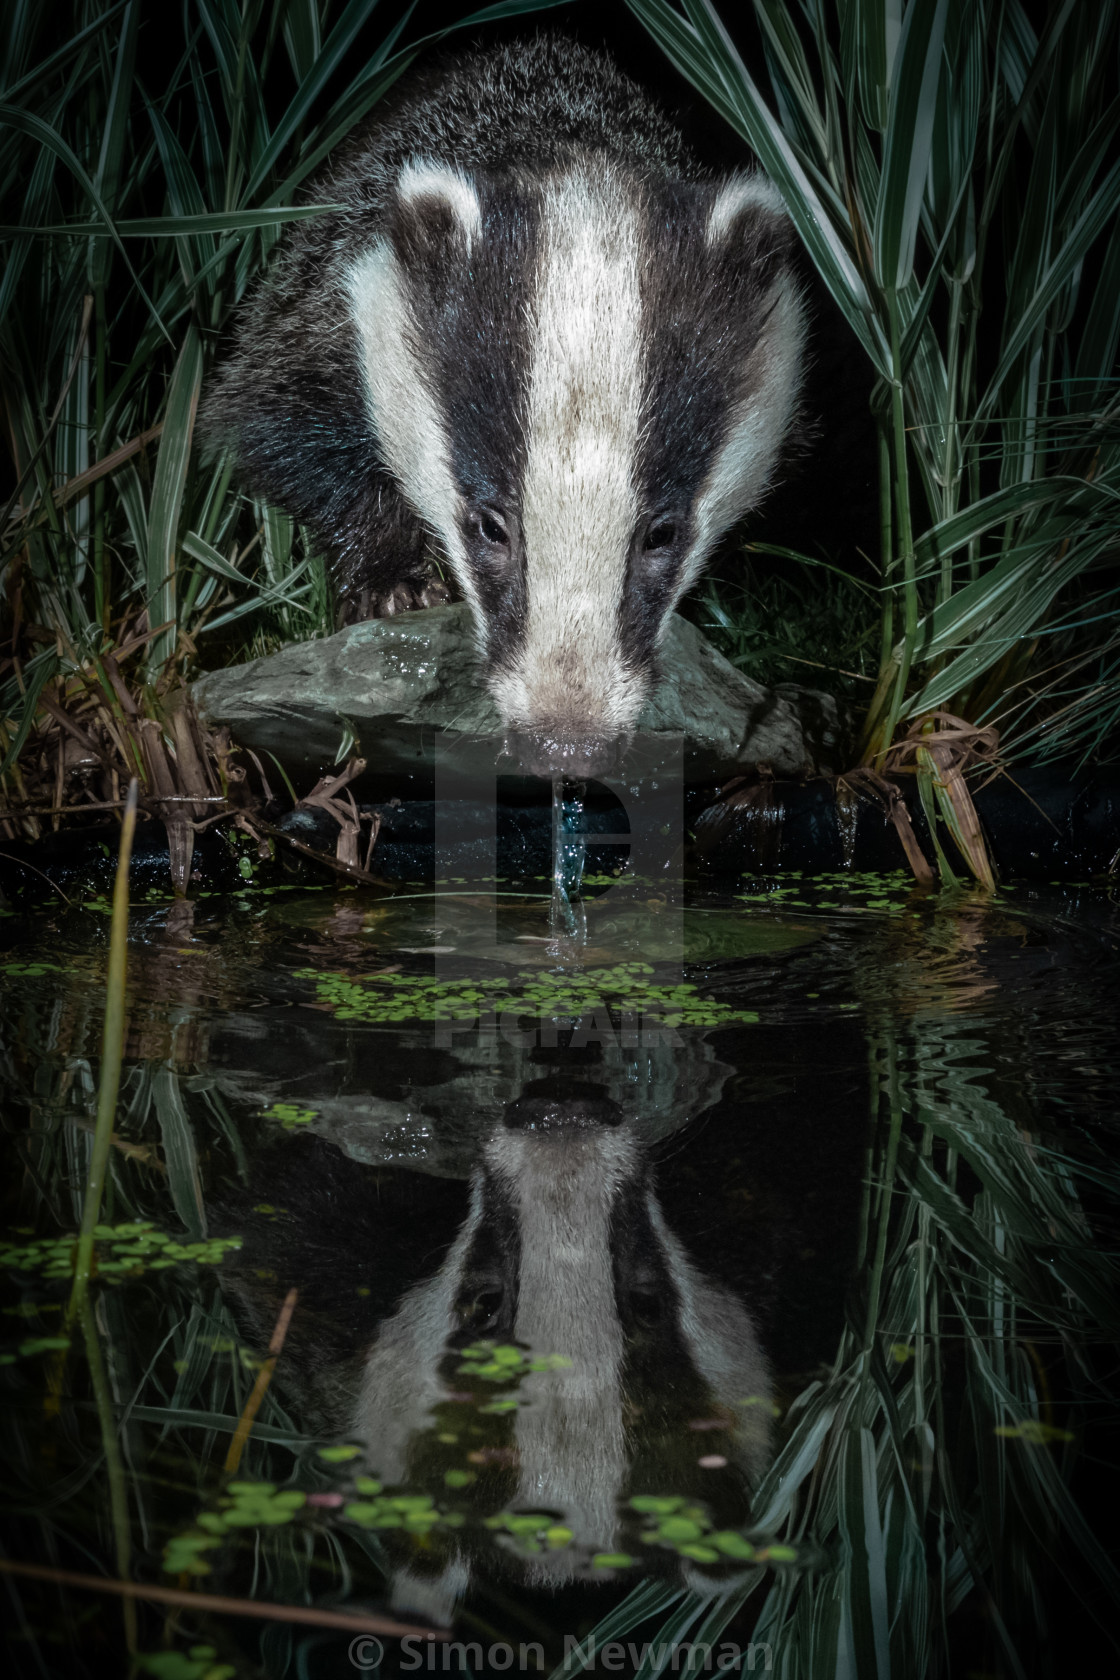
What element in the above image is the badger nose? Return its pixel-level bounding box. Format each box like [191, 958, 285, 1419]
[503, 1087, 623, 1131]
[504, 728, 622, 780]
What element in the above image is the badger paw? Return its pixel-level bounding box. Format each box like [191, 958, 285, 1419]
[377, 578, 453, 616]
[336, 576, 453, 626]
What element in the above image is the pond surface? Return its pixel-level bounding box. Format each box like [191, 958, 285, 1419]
[2, 865, 1119, 1679]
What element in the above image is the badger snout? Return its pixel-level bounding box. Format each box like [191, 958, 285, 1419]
[503, 1085, 623, 1131]
[503, 725, 625, 780]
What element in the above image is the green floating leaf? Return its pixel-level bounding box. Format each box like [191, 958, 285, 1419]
[16, 1336, 71, 1356]
[995, 1421, 1075, 1444]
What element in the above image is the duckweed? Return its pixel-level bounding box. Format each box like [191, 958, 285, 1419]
[0, 1335, 71, 1365]
[343, 1492, 464, 1533]
[737, 869, 917, 915]
[457, 1340, 571, 1382]
[296, 965, 761, 1030]
[484, 1509, 574, 1554]
[163, 1482, 308, 1574]
[995, 1421, 1075, 1443]
[261, 1101, 319, 1129]
[628, 1494, 798, 1567]
[138, 1648, 236, 1680]
[0, 1223, 242, 1283]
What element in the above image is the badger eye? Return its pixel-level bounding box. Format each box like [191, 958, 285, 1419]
[643, 517, 677, 552]
[459, 1286, 504, 1334]
[474, 508, 509, 548]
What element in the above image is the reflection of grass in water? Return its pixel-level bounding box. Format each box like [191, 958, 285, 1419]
[566, 1017, 1120, 1677]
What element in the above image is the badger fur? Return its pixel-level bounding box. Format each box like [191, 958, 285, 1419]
[206, 36, 805, 771]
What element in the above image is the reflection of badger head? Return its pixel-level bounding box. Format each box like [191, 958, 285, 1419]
[353, 1086, 771, 1623]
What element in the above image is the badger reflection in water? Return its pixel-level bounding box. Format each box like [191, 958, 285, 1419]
[223, 1086, 771, 1626]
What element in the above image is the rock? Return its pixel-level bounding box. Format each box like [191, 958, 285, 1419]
[192, 603, 849, 785]
[208, 1008, 733, 1179]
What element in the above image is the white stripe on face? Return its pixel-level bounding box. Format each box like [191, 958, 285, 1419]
[486, 1124, 638, 1572]
[345, 241, 485, 633]
[489, 165, 648, 735]
[352, 1179, 485, 1483]
[644, 1194, 773, 1485]
[667, 273, 805, 626]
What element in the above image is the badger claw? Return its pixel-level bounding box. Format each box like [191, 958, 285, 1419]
[374, 577, 452, 617]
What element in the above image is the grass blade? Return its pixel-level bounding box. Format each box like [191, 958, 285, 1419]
[979, 156, 1120, 417]
[68, 779, 138, 1317]
[872, 0, 949, 288]
[145, 322, 204, 673]
[0, 101, 171, 341]
[0, 205, 342, 237]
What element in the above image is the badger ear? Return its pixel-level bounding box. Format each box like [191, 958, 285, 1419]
[705, 173, 794, 287]
[394, 160, 483, 255]
[705, 172, 787, 243]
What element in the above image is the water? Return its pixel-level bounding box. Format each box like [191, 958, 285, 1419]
[2, 861, 1119, 1678]
[548, 776, 587, 941]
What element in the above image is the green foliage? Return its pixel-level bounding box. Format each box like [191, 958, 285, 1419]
[691, 561, 878, 696]
[0, 1334, 71, 1365]
[295, 964, 763, 1028]
[457, 1340, 571, 1380]
[261, 1100, 319, 1129]
[736, 868, 918, 913]
[638, 0, 1120, 765]
[164, 1483, 308, 1574]
[560, 1012, 1120, 1679]
[627, 1495, 800, 1567]
[0, 1222, 243, 1281]
[0, 0, 565, 785]
[138, 1649, 236, 1680]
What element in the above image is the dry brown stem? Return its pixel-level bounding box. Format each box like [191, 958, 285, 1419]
[0, 1557, 445, 1640]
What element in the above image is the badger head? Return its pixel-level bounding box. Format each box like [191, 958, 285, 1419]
[346, 158, 804, 774]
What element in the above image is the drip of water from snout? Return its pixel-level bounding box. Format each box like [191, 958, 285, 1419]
[549, 776, 587, 942]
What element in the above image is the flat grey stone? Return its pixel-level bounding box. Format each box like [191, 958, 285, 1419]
[193, 603, 848, 783]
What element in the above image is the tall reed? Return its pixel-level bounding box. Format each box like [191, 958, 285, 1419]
[628, 0, 1120, 775]
[1, 0, 562, 818]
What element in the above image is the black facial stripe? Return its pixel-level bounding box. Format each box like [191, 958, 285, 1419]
[636, 181, 794, 506]
[619, 179, 794, 668]
[391, 177, 537, 665]
[449, 1167, 521, 1347]
[637, 184, 741, 505]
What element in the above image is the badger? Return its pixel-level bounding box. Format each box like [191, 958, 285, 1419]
[206, 35, 804, 772]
